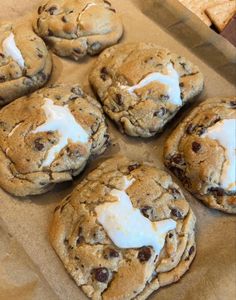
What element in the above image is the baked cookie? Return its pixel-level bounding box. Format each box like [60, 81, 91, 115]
[33, 0, 123, 61]
[164, 97, 236, 214]
[0, 22, 52, 106]
[50, 157, 196, 300]
[89, 43, 204, 138]
[0, 83, 109, 197]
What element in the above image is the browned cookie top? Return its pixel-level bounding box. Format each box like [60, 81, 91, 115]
[34, 0, 123, 60]
[50, 157, 196, 300]
[89, 43, 204, 137]
[0, 22, 52, 106]
[164, 97, 236, 214]
[0, 83, 109, 196]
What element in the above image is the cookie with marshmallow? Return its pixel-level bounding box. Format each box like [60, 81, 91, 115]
[0, 83, 109, 196]
[33, 0, 123, 61]
[164, 97, 236, 214]
[89, 42, 204, 137]
[50, 156, 196, 300]
[0, 22, 52, 106]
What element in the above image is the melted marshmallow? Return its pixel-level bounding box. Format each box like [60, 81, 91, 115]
[32, 98, 89, 167]
[202, 119, 236, 191]
[78, 3, 97, 22]
[120, 63, 182, 106]
[95, 177, 176, 254]
[2, 32, 25, 68]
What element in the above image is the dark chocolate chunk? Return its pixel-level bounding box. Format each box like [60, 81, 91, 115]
[71, 86, 83, 96]
[171, 208, 182, 218]
[138, 247, 152, 262]
[172, 153, 184, 165]
[186, 123, 195, 134]
[48, 29, 53, 36]
[61, 15, 67, 22]
[47, 6, 57, 15]
[38, 6, 43, 14]
[34, 138, 44, 151]
[0, 75, 6, 82]
[154, 107, 166, 117]
[230, 100, 236, 108]
[141, 206, 153, 219]
[208, 187, 224, 197]
[115, 93, 123, 105]
[128, 163, 140, 172]
[100, 67, 108, 81]
[109, 248, 119, 258]
[0, 53, 5, 58]
[189, 245, 195, 256]
[169, 187, 180, 199]
[160, 94, 170, 101]
[93, 267, 109, 282]
[192, 141, 201, 153]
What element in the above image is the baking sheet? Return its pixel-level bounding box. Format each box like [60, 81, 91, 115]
[0, 0, 236, 300]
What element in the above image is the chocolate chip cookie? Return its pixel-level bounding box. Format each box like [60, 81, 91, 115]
[33, 0, 123, 61]
[0, 83, 109, 197]
[89, 42, 204, 137]
[50, 157, 196, 300]
[164, 97, 236, 214]
[0, 22, 52, 106]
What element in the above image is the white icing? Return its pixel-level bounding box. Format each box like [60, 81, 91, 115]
[32, 98, 89, 167]
[79, 3, 97, 22]
[2, 32, 25, 68]
[202, 119, 236, 191]
[120, 63, 182, 106]
[95, 177, 176, 254]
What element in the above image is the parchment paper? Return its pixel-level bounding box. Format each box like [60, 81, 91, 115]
[0, 1, 236, 300]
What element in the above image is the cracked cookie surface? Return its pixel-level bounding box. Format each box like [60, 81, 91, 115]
[33, 0, 123, 60]
[0, 22, 52, 106]
[164, 97, 236, 214]
[89, 43, 204, 137]
[50, 157, 196, 300]
[0, 83, 109, 197]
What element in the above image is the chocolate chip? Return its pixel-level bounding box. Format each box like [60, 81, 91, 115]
[172, 153, 184, 165]
[100, 67, 108, 81]
[138, 247, 152, 262]
[186, 123, 195, 134]
[93, 267, 109, 282]
[154, 107, 166, 117]
[47, 6, 57, 15]
[168, 233, 173, 238]
[192, 141, 201, 153]
[160, 94, 169, 101]
[171, 208, 182, 218]
[189, 245, 195, 256]
[0, 53, 5, 58]
[179, 82, 184, 87]
[61, 15, 67, 22]
[37, 53, 43, 58]
[109, 248, 119, 258]
[34, 138, 44, 151]
[230, 100, 236, 108]
[0, 75, 6, 82]
[128, 163, 140, 172]
[73, 48, 81, 54]
[64, 239, 69, 245]
[169, 187, 180, 199]
[38, 6, 43, 14]
[141, 206, 152, 219]
[48, 29, 53, 36]
[115, 93, 123, 105]
[208, 187, 224, 197]
[180, 92, 184, 100]
[71, 86, 83, 96]
[197, 126, 206, 136]
[104, 0, 111, 5]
